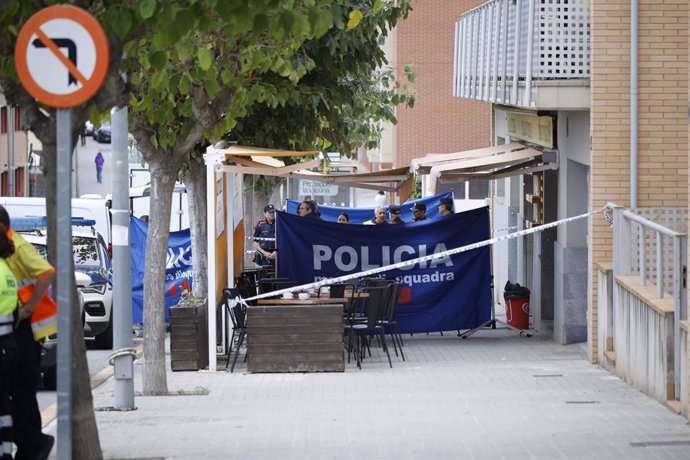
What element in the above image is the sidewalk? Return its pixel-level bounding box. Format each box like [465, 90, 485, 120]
[47, 328, 690, 459]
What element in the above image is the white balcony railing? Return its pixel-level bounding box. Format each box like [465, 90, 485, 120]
[454, 0, 590, 108]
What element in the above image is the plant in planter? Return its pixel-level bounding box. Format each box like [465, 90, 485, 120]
[169, 292, 209, 371]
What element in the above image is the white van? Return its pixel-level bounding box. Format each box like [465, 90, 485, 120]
[105, 182, 189, 232]
[0, 196, 111, 244]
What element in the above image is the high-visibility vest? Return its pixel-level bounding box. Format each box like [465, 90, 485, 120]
[0, 258, 17, 336]
[17, 284, 57, 341]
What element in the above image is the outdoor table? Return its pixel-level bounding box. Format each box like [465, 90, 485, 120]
[246, 304, 345, 373]
[256, 297, 352, 305]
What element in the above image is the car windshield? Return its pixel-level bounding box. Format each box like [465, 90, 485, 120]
[73, 237, 101, 270]
[32, 237, 101, 271]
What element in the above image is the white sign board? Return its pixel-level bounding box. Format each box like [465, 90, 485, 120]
[299, 179, 338, 197]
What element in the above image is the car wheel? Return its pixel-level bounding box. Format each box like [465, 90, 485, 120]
[93, 314, 113, 350]
[43, 365, 57, 391]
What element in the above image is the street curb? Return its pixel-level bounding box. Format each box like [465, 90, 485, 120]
[40, 343, 144, 427]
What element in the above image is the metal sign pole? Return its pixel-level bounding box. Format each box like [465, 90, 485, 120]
[56, 108, 73, 459]
[111, 106, 135, 409]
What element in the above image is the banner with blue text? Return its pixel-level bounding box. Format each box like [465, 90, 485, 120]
[130, 218, 193, 324]
[286, 191, 454, 223]
[276, 207, 491, 333]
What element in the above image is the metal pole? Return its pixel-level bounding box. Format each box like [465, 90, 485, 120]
[205, 147, 218, 371]
[7, 106, 14, 196]
[56, 108, 73, 459]
[74, 145, 80, 198]
[111, 106, 135, 409]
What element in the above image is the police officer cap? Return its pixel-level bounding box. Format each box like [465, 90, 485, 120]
[410, 202, 426, 211]
[389, 205, 401, 215]
[264, 204, 275, 212]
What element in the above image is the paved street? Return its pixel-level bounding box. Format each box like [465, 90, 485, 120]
[44, 326, 690, 459]
[72, 131, 114, 198]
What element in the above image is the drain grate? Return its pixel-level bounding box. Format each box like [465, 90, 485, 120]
[565, 400, 599, 404]
[533, 374, 563, 378]
[630, 440, 690, 448]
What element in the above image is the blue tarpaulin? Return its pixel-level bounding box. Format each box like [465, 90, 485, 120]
[276, 206, 492, 333]
[285, 191, 454, 223]
[130, 218, 193, 323]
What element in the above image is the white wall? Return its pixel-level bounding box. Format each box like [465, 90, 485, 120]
[556, 111, 589, 246]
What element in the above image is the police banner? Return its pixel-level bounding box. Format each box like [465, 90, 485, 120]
[286, 191, 454, 223]
[130, 217, 193, 324]
[276, 207, 491, 333]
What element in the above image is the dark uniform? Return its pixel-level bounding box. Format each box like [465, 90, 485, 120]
[253, 219, 276, 266]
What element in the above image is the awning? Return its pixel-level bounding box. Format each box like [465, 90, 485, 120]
[413, 143, 557, 182]
[220, 146, 414, 195]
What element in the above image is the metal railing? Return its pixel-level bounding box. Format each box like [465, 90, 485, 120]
[454, 0, 590, 106]
[610, 204, 687, 400]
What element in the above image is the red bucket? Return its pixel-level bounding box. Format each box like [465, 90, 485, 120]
[505, 296, 530, 330]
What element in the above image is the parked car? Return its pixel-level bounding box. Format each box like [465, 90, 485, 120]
[95, 123, 111, 143]
[84, 120, 94, 136]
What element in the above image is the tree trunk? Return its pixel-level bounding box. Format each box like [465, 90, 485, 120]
[42, 139, 103, 459]
[141, 157, 179, 395]
[182, 161, 208, 299]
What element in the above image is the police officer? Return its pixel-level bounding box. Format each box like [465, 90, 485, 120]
[252, 204, 277, 266]
[410, 202, 428, 221]
[0, 223, 18, 460]
[0, 206, 56, 460]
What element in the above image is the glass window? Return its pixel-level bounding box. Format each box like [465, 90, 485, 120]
[73, 237, 101, 270]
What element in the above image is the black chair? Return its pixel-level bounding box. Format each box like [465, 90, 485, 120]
[379, 282, 405, 361]
[346, 285, 393, 369]
[318, 283, 345, 298]
[257, 277, 291, 295]
[222, 288, 248, 372]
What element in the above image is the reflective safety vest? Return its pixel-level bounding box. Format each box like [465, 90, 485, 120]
[17, 284, 57, 341]
[6, 230, 57, 341]
[0, 258, 17, 336]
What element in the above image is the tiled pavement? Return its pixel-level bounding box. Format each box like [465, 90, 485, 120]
[47, 328, 690, 459]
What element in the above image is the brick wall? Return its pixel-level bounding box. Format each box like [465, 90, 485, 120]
[392, 0, 492, 168]
[590, 0, 688, 362]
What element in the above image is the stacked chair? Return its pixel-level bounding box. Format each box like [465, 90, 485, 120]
[222, 288, 248, 373]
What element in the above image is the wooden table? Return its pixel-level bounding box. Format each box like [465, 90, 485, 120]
[246, 304, 344, 373]
[256, 297, 351, 305]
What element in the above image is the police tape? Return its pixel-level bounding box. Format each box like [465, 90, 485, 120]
[229, 205, 611, 306]
[246, 236, 276, 242]
[493, 226, 518, 233]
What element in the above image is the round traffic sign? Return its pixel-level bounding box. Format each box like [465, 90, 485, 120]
[15, 5, 110, 108]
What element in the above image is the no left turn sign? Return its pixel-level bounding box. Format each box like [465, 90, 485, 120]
[15, 5, 109, 108]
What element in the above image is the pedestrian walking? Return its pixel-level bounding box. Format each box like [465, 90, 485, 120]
[0, 222, 18, 460]
[79, 130, 86, 146]
[0, 206, 56, 460]
[95, 151, 105, 183]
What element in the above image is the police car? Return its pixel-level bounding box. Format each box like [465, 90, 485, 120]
[13, 217, 114, 350]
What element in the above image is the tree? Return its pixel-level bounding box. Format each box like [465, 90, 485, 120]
[120, 1, 341, 394]
[0, 1, 130, 457]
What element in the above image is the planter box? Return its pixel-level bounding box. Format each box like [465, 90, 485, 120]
[170, 299, 208, 371]
[247, 305, 344, 373]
